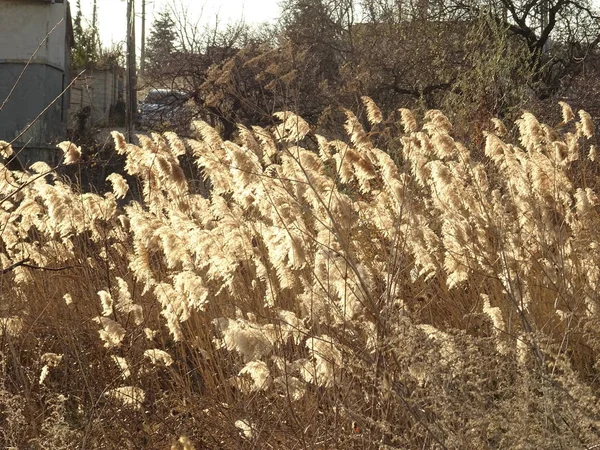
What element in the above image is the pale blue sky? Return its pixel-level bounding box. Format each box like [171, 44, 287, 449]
[78, 0, 281, 47]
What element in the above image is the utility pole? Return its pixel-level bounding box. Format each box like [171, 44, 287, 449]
[92, 0, 97, 55]
[126, 0, 137, 142]
[140, 0, 146, 77]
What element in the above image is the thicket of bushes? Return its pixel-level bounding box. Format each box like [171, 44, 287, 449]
[1, 99, 600, 448]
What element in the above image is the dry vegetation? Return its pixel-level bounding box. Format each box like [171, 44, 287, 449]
[1, 99, 600, 449]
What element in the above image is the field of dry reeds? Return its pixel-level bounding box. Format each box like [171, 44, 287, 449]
[1, 98, 600, 449]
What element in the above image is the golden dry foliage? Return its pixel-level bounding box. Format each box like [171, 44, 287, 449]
[1, 100, 600, 448]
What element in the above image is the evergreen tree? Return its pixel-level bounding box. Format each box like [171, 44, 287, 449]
[145, 10, 178, 81]
[72, 0, 99, 70]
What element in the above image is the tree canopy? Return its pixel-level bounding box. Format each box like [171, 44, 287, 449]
[145, 10, 178, 81]
[134, 0, 600, 138]
[71, 0, 100, 70]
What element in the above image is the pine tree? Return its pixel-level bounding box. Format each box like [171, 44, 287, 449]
[72, 0, 100, 70]
[145, 10, 177, 81]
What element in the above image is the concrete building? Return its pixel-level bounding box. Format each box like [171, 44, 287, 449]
[0, 0, 72, 165]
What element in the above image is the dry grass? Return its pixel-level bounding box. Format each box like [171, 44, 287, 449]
[1, 99, 600, 449]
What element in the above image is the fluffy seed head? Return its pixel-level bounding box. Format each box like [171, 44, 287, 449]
[399, 108, 418, 133]
[559, 101, 574, 123]
[106, 173, 129, 199]
[106, 386, 145, 410]
[0, 140, 14, 158]
[579, 110, 594, 138]
[144, 349, 174, 366]
[57, 141, 81, 165]
[491, 118, 507, 136]
[361, 96, 383, 125]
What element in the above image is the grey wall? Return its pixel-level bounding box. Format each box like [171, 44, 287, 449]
[0, 1, 68, 69]
[0, 0, 70, 166]
[69, 67, 125, 128]
[0, 63, 64, 165]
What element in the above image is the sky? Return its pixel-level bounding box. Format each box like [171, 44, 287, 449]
[77, 0, 281, 48]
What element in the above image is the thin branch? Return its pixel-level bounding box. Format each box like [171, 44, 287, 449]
[0, 257, 76, 275]
[21, 263, 77, 272]
[1, 258, 31, 275]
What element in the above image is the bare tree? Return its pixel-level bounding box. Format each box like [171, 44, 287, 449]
[275, 0, 600, 123]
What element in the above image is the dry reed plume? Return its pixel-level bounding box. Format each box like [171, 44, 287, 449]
[1, 99, 600, 448]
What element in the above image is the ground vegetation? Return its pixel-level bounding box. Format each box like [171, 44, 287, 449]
[1, 100, 600, 448]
